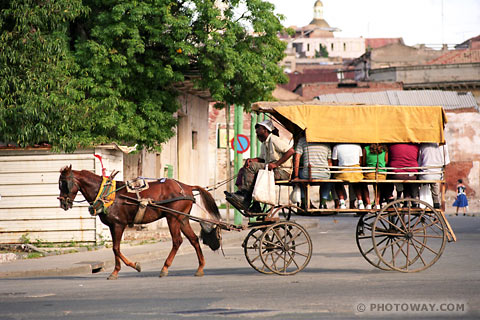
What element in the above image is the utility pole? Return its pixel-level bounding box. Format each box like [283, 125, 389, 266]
[233, 104, 244, 225]
[250, 113, 257, 158]
[225, 105, 231, 223]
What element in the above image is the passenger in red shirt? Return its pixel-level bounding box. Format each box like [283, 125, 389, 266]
[384, 143, 420, 200]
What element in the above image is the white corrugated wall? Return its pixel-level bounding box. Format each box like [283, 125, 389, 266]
[0, 148, 122, 244]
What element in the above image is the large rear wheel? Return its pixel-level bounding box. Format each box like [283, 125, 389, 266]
[372, 198, 447, 272]
[356, 212, 392, 271]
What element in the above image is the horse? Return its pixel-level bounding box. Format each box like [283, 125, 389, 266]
[58, 165, 222, 280]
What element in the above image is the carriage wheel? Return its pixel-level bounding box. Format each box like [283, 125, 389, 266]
[372, 198, 447, 273]
[259, 221, 312, 275]
[242, 228, 273, 274]
[356, 212, 393, 271]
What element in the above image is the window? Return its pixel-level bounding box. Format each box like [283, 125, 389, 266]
[343, 43, 346, 51]
[331, 43, 334, 51]
[192, 131, 198, 150]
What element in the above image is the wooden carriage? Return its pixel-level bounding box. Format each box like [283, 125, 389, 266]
[239, 100, 456, 274]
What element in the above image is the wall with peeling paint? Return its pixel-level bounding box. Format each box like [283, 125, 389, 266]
[444, 112, 480, 212]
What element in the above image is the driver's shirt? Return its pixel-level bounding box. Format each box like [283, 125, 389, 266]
[259, 134, 292, 173]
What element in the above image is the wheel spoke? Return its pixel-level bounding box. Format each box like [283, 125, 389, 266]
[410, 239, 428, 266]
[393, 206, 408, 231]
[411, 219, 443, 234]
[373, 231, 405, 237]
[391, 239, 411, 268]
[411, 237, 440, 255]
[412, 234, 444, 239]
[365, 236, 388, 255]
[376, 236, 404, 253]
[378, 215, 406, 233]
[410, 208, 428, 231]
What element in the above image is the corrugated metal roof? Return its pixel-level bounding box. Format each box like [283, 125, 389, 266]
[315, 90, 479, 111]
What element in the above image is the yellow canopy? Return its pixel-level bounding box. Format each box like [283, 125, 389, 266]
[252, 101, 447, 144]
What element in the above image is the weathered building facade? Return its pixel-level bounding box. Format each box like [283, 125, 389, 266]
[0, 92, 211, 244]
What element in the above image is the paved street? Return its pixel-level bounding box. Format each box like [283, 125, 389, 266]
[0, 215, 478, 319]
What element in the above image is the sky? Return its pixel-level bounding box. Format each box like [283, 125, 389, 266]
[267, 0, 480, 46]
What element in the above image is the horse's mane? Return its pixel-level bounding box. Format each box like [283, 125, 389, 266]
[59, 166, 125, 187]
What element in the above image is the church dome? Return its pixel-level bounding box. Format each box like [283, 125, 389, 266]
[309, 0, 331, 28]
[306, 0, 333, 37]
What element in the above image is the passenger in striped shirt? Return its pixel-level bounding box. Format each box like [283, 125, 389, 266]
[293, 135, 333, 209]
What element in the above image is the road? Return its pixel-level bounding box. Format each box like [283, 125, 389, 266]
[0, 215, 478, 319]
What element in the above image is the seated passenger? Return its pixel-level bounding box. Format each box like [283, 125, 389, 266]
[384, 143, 419, 201]
[332, 144, 364, 209]
[361, 143, 388, 209]
[226, 120, 294, 211]
[292, 135, 332, 209]
[417, 143, 450, 209]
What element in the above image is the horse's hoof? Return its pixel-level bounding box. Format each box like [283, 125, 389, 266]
[107, 274, 118, 280]
[135, 262, 142, 272]
[195, 270, 204, 277]
[159, 270, 168, 277]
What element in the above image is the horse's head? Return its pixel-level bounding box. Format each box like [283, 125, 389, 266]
[58, 165, 79, 211]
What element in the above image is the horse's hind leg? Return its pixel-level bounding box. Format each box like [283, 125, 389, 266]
[107, 224, 141, 280]
[160, 216, 183, 277]
[180, 219, 205, 277]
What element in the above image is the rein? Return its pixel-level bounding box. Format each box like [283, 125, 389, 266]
[203, 174, 238, 192]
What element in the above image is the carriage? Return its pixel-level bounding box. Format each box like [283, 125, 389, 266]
[58, 100, 455, 279]
[236, 100, 456, 275]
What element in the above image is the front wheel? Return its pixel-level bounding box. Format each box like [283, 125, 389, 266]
[243, 228, 272, 274]
[259, 221, 312, 275]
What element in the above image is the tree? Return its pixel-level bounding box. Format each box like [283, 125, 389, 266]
[0, 0, 90, 151]
[315, 43, 329, 58]
[0, 0, 287, 152]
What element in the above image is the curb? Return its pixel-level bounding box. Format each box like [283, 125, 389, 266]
[0, 220, 319, 279]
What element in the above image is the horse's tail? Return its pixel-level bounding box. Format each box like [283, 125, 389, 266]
[193, 186, 222, 251]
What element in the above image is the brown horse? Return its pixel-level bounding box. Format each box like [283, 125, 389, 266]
[58, 165, 221, 280]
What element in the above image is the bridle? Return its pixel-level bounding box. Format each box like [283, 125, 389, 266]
[58, 171, 80, 209]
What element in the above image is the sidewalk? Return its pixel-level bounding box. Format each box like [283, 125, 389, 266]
[0, 216, 318, 279]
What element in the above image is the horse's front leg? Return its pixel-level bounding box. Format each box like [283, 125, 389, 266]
[107, 224, 141, 280]
[180, 219, 205, 277]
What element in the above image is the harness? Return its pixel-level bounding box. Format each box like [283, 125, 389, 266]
[88, 176, 118, 216]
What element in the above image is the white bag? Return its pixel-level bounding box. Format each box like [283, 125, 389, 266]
[290, 185, 302, 205]
[419, 184, 433, 208]
[252, 169, 276, 205]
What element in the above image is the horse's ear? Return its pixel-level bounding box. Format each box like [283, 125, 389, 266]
[68, 164, 72, 171]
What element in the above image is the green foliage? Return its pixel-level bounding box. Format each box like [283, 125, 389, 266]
[19, 233, 31, 244]
[0, 0, 288, 151]
[315, 44, 329, 58]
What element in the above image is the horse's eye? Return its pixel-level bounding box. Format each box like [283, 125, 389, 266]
[59, 180, 67, 192]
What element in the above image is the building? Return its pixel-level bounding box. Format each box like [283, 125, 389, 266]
[280, 0, 365, 67]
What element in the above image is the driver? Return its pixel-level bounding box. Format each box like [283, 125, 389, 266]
[225, 120, 294, 211]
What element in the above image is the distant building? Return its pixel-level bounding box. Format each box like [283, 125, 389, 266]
[280, 0, 365, 62]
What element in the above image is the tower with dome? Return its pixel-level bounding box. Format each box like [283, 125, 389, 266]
[282, 0, 365, 61]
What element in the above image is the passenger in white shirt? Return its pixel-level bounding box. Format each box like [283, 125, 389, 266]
[418, 143, 450, 209]
[331, 144, 364, 209]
